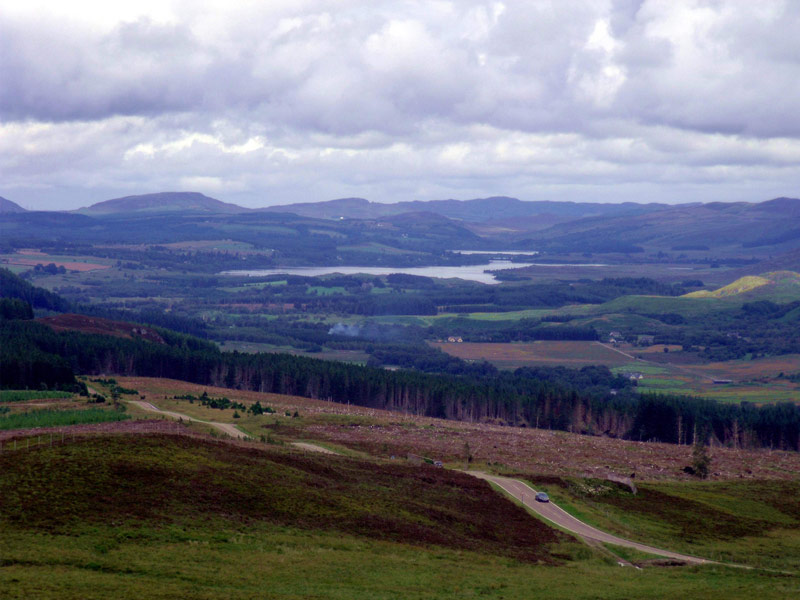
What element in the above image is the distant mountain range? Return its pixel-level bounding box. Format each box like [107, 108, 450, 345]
[0, 196, 26, 213]
[77, 192, 248, 215]
[257, 195, 669, 222]
[2, 191, 799, 260]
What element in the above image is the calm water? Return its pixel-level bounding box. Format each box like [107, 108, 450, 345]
[222, 260, 535, 285]
[452, 250, 540, 256]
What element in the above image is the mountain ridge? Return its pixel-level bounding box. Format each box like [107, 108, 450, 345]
[78, 192, 250, 215]
[0, 196, 26, 213]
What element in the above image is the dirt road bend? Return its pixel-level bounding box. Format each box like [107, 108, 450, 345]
[291, 442, 337, 454]
[470, 472, 713, 565]
[129, 400, 249, 439]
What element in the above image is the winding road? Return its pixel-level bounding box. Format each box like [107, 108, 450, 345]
[470, 472, 713, 565]
[126, 397, 714, 565]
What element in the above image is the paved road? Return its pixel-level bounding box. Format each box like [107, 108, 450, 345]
[126, 398, 715, 566]
[129, 400, 250, 439]
[470, 471, 713, 565]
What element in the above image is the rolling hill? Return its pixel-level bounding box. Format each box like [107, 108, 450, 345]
[79, 192, 249, 215]
[260, 195, 666, 222]
[523, 197, 800, 254]
[0, 196, 26, 213]
[684, 271, 800, 299]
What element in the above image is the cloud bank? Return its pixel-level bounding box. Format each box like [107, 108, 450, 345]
[1, 0, 799, 209]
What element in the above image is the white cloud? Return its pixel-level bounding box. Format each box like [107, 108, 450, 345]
[0, 0, 798, 209]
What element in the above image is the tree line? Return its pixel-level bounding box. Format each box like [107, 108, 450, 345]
[2, 316, 797, 451]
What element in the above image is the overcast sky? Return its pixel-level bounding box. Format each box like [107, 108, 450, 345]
[2, 0, 799, 210]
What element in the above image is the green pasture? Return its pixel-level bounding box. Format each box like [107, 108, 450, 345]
[527, 476, 800, 572]
[0, 408, 128, 431]
[0, 390, 73, 403]
[307, 285, 346, 295]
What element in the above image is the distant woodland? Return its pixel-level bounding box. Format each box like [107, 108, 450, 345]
[2, 313, 797, 452]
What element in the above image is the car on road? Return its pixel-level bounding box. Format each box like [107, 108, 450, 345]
[535, 492, 550, 503]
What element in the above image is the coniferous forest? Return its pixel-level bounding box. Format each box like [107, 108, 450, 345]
[2, 313, 797, 451]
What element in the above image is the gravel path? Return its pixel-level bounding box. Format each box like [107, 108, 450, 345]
[129, 400, 250, 439]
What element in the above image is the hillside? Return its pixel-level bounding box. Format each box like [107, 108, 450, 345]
[685, 276, 772, 298]
[526, 197, 800, 253]
[0, 433, 566, 563]
[684, 271, 800, 298]
[79, 192, 249, 215]
[4, 431, 796, 598]
[737, 247, 800, 275]
[37, 313, 166, 343]
[261, 195, 665, 222]
[0, 196, 26, 213]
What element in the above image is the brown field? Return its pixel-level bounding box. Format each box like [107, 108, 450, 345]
[37, 314, 165, 343]
[0, 419, 184, 442]
[117, 377, 800, 482]
[439, 340, 799, 403]
[433, 341, 632, 368]
[633, 344, 684, 354]
[692, 354, 800, 380]
[2, 252, 111, 272]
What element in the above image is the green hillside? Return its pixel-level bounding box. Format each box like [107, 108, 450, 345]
[1, 434, 566, 563]
[2, 433, 797, 599]
[685, 276, 772, 298]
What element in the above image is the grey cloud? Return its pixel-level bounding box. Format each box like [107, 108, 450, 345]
[1, 1, 800, 210]
[3, 1, 798, 140]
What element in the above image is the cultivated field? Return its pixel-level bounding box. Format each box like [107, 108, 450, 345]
[432, 341, 633, 368]
[0, 250, 112, 272]
[433, 341, 800, 404]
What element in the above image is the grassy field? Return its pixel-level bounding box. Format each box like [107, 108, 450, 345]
[0, 408, 129, 431]
[219, 341, 370, 364]
[0, 251, 113, 272]
[1, 433, 798, 599]
[433, 341, 633, 369]
[0, 390, 74, 402]
[526, 475, 800, 572]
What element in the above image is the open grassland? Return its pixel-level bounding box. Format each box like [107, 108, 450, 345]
[0, 435, 567, 564]
[686, 276, 772, 298]
[525, 475, 800, 572]
[456, 308, 556, 321]
[1, 433, 798, 599]
[219, 340, 370, 363]
[3, 523, 795, 600]
[115, 377, 800, 482]
[432, 341, 632, 368]
[0, 251, 113, 272]
[0, 408, 128, 431]
[586, 295, 729, 317]
[0, 390, 74, 403]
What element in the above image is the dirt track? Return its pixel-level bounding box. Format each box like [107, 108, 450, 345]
[291, 442, 337, 454]
[129, 400, 250, 439]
